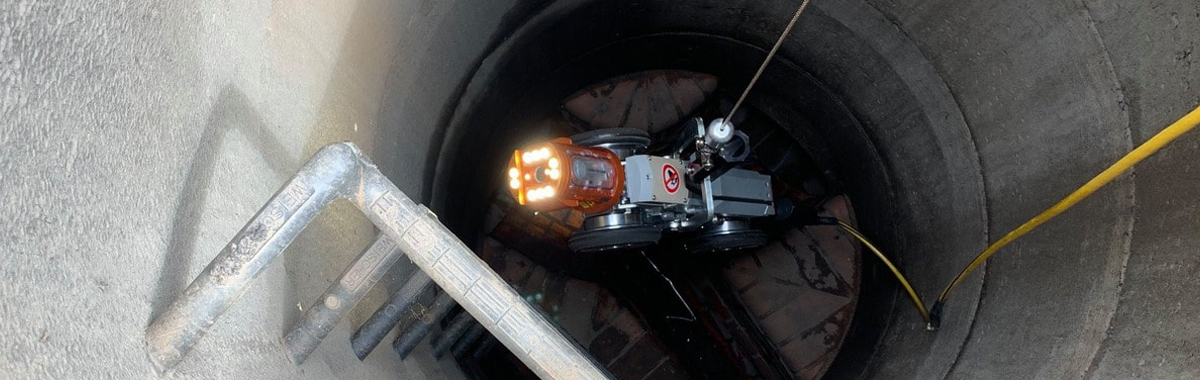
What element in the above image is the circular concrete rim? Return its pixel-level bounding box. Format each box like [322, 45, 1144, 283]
[425, 0, 989, 378]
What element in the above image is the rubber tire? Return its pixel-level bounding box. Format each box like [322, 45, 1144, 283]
[568, 225, 662, 253]
[570, 127, 652, 148]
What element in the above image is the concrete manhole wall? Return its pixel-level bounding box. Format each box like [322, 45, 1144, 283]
[1, 0, 1197, 379]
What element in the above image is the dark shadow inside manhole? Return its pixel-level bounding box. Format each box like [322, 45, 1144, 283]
[426, 2, 988, 379]
[447, 68, 870, 380]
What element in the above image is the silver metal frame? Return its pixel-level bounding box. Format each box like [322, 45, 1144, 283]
[145, 142, 611, 380]
[284, 232, 409, 364]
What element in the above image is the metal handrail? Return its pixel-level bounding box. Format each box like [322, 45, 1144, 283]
[145, 142, 611, 380]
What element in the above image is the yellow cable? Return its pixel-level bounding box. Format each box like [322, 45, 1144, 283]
[838, 221, 931, 324]
[936, 104, 1200, 305]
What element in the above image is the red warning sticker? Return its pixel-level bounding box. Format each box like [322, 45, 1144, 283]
[662, 163, 680, 194]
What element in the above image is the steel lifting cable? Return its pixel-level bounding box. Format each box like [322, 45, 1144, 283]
[740, 0, 935, 326]
[727, 0, 1200, 330]
[726, 0, 811, 122]
[735, 0, 935, 325]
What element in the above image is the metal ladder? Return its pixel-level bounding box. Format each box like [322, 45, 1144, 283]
[145, 142, 611, 380]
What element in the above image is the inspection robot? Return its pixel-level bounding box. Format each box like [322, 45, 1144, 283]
[506, 118, 777, 253]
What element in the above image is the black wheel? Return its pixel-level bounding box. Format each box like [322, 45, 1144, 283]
[685, 220, 767, 253]
[568, 225, 661, 253]
[570, 128, 651, 159]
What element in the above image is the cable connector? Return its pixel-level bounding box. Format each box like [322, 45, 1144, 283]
[774, 198, 839, 226]
[927, 300, 945, 331]
[814, 216, 839, 225]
